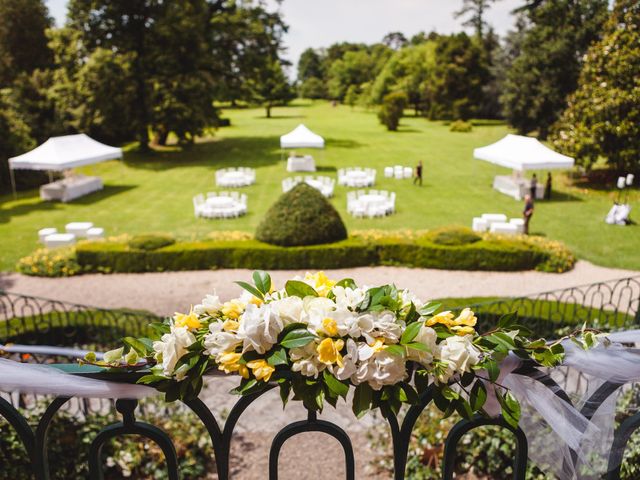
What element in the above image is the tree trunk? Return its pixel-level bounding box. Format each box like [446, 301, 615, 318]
[153, 128, 169, 146]
[266, 105, 271, 118]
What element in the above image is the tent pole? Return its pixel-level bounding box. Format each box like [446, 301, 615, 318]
[9, 168, 17, 200]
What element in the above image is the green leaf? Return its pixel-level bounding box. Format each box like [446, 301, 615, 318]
[122, 337, 151, 356]
[352, 383, 373, 418]
[267, 347, 289, 366]
[253, 270, 271, 295]
[335, 278, 356, 289]
[323, 370, 349, 398]
[279, 382, 291, 407]
[419, 302, 442, 316]
[235, 281, 264, 301]
[385, 344, 406, 357]
[401, 321, 423, 344]
[280, 328, 316, 349]
[498, 312, 518, 329]
[442, 386, 460, 401]
[469, 381, 487, 411]
[414, 370, 429, 392]
[405, 302, 421, 324]
[486, 332, 517, 351]
[485, 359, 500, 382]
[454, 398, 474, 419]
[498, 392, 521, 428]
[137, 374, 168, 385]
[398, 382, 419, 404]
[285, 280, 318, 298]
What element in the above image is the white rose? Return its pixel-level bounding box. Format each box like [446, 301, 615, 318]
[370, 311, 404, 343]
[203, 321, 242, 356]
[303, 296, 335, 316]
[152, 326, 196, 379]
[290, 341, 324, 378]
[330, 338, 358, 381]
[399, 289, 424, 310]
[237, 303, 284, 354]
[348, 313, 375, 339]
[193, 293, 223, 316]
[271, 296, 306, 324]
[332, 286, 366, 310]
[351, 350, 406, 390]
[407, 325, 437, 366]
[438, 335, 482, 382]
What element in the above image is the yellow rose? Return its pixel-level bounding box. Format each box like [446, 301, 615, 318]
[222, 319, 240, 332]
[217, 352, 249, 378]
[317, 338, 344, 367]
[321, 318, 339, 337]
[451, 325, 476, 336]
[304, 271, 336, 296]
[174, 309, 201, 330]
[221, 299, 245, 319]
[453, 308, 477, 327]
[246, 359, 275, 382]
[426, 311, 455, 328]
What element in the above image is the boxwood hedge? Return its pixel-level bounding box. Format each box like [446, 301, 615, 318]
[75, 234, 554, 273]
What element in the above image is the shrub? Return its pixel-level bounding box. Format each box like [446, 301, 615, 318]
[449, 119, 473, 132]
[378, 91, 407, 131]
[255, 183, 348, 246]
[16, 247, 82, 277]
[0, 399, 215, 479]
[128, 233, 176, 251]
[516, 235, 576, 273]
[426, 226, 481, 246]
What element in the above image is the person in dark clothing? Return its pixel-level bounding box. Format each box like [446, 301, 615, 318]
[530, 173, 538, 199]
[414, 161, 423, 186]
[523, 194, 534, 235]
[545, 172, 552, 200]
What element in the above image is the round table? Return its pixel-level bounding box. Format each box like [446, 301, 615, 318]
[206, 196, 235, 208]
[344, 171, 372, 187]
[217, 172, 252, 187]
[357, 194, 387, 208]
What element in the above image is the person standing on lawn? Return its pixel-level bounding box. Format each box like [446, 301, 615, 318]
[523, 194, 534, 234]
[530, 173, 538, 199]
[414, 161, 423, 186]
[545, 172, 552, 200]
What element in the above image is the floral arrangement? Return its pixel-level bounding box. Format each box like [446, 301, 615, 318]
[86, 271, 593, 425]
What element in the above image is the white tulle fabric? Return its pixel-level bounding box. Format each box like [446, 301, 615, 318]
[0, 358, 153, 399]
[484, 329, 640, 479]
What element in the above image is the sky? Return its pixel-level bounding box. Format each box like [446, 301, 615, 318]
[45, 0, 522, 74]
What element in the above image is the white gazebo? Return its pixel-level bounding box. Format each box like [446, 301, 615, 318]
[279, 124, 325, 172]
[474, 134, 575, 200]
[8, 134, 123, 201]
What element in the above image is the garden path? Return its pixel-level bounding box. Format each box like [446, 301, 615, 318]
[1, 260, 638, 316]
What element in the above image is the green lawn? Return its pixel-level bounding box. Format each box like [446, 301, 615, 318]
[1, 100, 638, 271]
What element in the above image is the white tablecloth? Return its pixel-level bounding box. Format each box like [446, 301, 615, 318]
[492, 175, 544, 200]
[206, 197, 235, 208]
[40, 176, 103, 202]
[357, 194, 387, 208]
[287, 156, 315, 172]
[217, 172, 253, 187]
[343, 171, 374, 187]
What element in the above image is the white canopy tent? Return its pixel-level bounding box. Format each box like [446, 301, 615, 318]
[8, 134, 122, 199]
[279, 124, 325, 149]
[473, 134, 575, 200]
[473, 134, 574, 171]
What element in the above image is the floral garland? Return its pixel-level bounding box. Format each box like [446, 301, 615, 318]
[86, 271, 596, 425]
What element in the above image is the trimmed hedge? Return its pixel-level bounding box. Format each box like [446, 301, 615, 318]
[256, 183, 348, 246]
[75, 234, 552, 273]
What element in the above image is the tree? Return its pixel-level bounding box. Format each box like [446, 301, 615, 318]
[327, 45, 391, 100]
[454, 0, 499, 39]
[0, 89, 35, 190]
[551, 0, 640, 172]
[500, 0, 608, 137]
[370, 42, 436, 115]
[344, 84, 359, 109]
[297, 48, 324, 82]
[378, 92, 407, 131]
[248, 57, 294, 118]
[0, 0, 52, 86]
[426, 33, 487, 120]
[382, 32, 408, 50]
[299, 77, 326, 99]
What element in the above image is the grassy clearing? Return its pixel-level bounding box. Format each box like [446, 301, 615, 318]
[1, 100, 638, 271]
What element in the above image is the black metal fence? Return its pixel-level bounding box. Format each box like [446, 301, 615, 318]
[0, 277, 639, 479]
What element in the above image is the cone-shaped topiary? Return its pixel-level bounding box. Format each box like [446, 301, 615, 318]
[256, 183, 347, 246]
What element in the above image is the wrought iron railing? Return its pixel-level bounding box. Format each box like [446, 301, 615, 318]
[0, 277, 639, 479]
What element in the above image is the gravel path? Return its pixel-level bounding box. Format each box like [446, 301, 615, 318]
[1, 261, 638, 316]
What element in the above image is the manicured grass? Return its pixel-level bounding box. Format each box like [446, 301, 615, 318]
[1, 100, 638, 271]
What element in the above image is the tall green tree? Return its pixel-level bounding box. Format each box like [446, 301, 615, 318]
[551, 0, 640, 172]
[297, 48, 324, 82]
[0, 89, 36, 189]
[454, 0, 499, 39]
[500, 0, 608, 137]
[248, 57, 294, 118]
[0, 0, 52, 86]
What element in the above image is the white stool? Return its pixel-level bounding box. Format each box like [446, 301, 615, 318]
[86, 227, 105, 239]
[403, 167, 413, 179]
[490, 222, 518, 235]
[509, 218, 525, 234]
[65, 222, 94, 238]
[472, 217, 488, 232]
[44, 233, 76, 248]
[384, 167, 393, 178]
[38, 228, 57, 243]
[481, 213, 508, 228]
